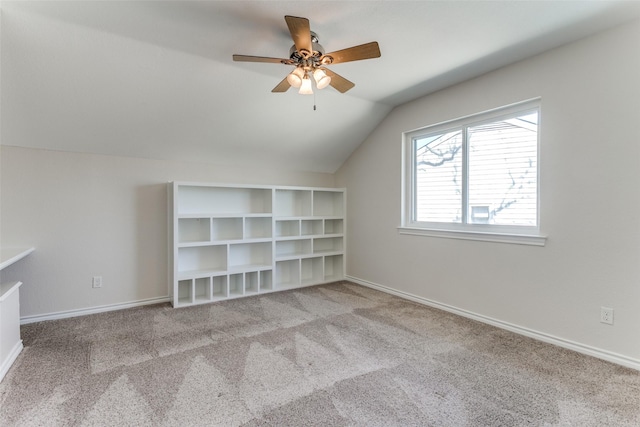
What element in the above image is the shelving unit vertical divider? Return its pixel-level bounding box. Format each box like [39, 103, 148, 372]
[271, 188, 277, 289]
[168, 182, 176, 304]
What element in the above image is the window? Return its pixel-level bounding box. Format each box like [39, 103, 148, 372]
[401, 99, 545, 245]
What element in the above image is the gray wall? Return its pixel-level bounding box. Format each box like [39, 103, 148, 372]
[0, 146, 334, 318]
[336, 20, 640, 365]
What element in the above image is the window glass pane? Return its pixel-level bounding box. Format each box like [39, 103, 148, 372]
[467, 112, 538, 226]
[414, 130, 463, 222]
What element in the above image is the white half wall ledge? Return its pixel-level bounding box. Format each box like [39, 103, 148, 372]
[0, 341, 23, 383]
[20, 295, 170, 325]
[345, 275, 640, 372]
[0, 247, 35, 271]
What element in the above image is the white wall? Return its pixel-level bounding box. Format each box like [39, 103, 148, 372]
[336, 20, 640, 365]
[0, 10, 3, 248]
[0, 146, 334, 318]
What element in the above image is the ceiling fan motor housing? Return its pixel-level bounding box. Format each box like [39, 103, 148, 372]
[289, 31, 328, 68]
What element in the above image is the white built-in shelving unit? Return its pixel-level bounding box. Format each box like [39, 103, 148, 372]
[169, 182, 345, 308]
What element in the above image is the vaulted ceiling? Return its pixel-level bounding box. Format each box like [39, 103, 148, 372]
[2, 1, 639, 173]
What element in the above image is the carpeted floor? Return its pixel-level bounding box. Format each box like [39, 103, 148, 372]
[1, 281, 639, 426]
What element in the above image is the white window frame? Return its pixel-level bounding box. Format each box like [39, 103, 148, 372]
[400, 99, 546, 246]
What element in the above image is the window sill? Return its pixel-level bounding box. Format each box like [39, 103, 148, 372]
[397, 227, 547, 246]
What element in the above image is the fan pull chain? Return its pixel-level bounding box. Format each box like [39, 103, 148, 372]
[313, 90, 317, 111]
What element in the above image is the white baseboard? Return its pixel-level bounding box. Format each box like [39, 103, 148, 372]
[346, 275, 640, 371]
[0, 340, 23, 383]
[20, 296, 170, 325]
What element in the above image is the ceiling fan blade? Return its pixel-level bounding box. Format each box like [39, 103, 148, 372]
[321, 68, 355, 93]
[285, 15, 312, 54]
[233, 54, 291, 64]
[272, 77, 291, 93]
[323, 41, 381, 64]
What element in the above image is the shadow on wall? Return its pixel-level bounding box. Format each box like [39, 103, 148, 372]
[135, 183, 169, 300]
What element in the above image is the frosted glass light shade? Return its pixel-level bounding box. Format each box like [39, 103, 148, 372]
[313, 69, 331, 90]
[299, 77, 313, 95]
[286, 68, 305, 88]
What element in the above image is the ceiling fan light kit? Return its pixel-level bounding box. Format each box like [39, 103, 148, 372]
[299, 76, 314, 95]
[233, 15, 381, 95]
[313, 69, 331, 90]
[286, 67, 305, 88]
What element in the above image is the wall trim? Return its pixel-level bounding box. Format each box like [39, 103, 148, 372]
[0, 341, 23, 383]
[20, 296, 170, 325]
[346, 275, 640, 371]
[397, 226, 547, 246]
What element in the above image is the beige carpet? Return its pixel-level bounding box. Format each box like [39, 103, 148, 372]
[1, 281, 639, 426]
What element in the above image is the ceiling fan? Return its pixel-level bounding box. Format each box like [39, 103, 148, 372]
[232, 15, 381, 95]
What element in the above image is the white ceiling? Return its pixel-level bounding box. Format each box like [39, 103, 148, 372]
[2, 1, 639, 173]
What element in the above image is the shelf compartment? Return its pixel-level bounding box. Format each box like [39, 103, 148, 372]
[313, 191, 344, 217]
[177, 279, 193, 305]
[275, 189, 312, 217]
[228, 242, 272, 270]
[324, 219, 344, 235]
[324, 255, 344, 282]
[178, 218, 211, 243]
[275, 220, 300, 238]
[260, 270, 273, 292]
[301, 257, 323, 285]
[229, 273, 244, 297]
[211, 218, 243, 241]
[275, 259, 300, 289]
[178, 186, 272, 215]
[178, 245, 227, 276]
[313, 237, 343, 254]
[276, 239, 312, 258]
[301, 219, 323, 236]
[212, 275, 228, 300]
[245, 217, 272, 239]
[245, 271, 259, 294]
[194, 277, 211, 302]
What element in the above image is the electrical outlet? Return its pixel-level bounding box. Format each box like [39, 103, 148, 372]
[600, 306, 613, 325]
[92, 276, 102, 288]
